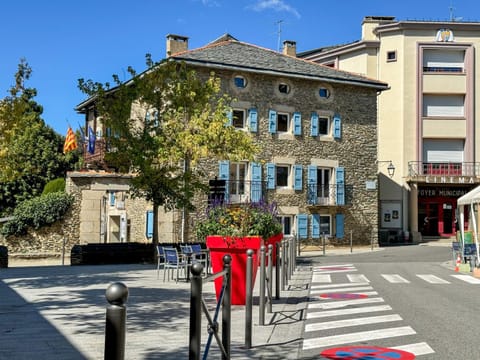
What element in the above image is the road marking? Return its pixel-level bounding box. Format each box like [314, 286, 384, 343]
[309, 297, 385, 309]
[347, 274, 370, 283]
[314, 264, 357, 274]
[311, 285, 373, 294]
[416, 274, 450, 284]
[451, 274, 480, 284]
[391, 342, 435, 356]
[312, 274, 332, 283]
[302, 326, 416, 350]
[307, 304, 392, 319]
[381, 274, 410, 283]
[305, 314, 402, 332]
[312, 282, 370, 289]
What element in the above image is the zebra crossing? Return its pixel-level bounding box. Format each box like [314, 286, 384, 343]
[300, 263, 480, 357]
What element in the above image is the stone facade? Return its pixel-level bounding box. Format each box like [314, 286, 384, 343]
[189, 67, 379, 245]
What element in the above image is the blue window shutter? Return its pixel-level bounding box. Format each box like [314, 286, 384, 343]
[109, 192, 115, 206]
[248, 108, 258, 132]
[297, 214, 308, 239]
[146, 210, 154, 239]
[293, 164, 302, 190]
[310, 112, 319, 137]
[336, 213, 345, 239]
[219, 161, 230, 201]
[311, 214, 320, 239]
[333, 113, 341, 139]
[269, 110, 277, 134]
[145, 112, 151, 123]
[266, 163, 275, 189]
[336, 167, 345, 205]
[293, 111, 302, 135]
[226, 110, 233, 126]
[307, 165, 317, 204]
[250, 162, 262, 202]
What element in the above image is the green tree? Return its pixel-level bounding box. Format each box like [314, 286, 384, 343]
[78, 57, 259, 245]
[0, 59, 80, 215]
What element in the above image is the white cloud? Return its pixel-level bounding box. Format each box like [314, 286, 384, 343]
[249, 0, 301, 19]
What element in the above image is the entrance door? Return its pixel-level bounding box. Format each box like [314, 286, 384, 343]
[440, 202, 455, 236]
[419, 202, 439, 236]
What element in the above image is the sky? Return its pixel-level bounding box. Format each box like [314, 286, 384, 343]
[1, 0, 479, 136]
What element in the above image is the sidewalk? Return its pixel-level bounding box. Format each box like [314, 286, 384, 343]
[1, 257, 314, 360]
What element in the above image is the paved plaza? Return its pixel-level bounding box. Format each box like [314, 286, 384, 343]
[0, 259, 313, 360]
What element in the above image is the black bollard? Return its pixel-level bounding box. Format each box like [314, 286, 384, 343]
[189, 262, 204, 360]
[222, 254, 232, 360]
[104, 282, 129, 360]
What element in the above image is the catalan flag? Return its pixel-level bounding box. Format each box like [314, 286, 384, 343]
[63, 127, 77, 154]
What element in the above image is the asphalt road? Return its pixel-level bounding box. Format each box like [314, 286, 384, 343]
[298, 244, 479, 359]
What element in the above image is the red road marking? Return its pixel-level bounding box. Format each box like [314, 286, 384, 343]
[321, 345, 415, 359]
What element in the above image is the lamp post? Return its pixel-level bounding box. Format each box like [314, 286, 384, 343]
[377, 160, 395, 178]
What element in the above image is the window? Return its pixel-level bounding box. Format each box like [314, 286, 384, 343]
[320, 215, 331, 235]
[278, 83, 290, 94]
[423, 49, 464, 73]
[232, 109, 245, 128]
[277, 113, 290, 132]
[229, 162, 247, 197]
[234, 75, 247, 88]
[317, 168, 331, 201]
[319, 88, 330, 99]
[387, 51, 397, 62]
[219, 161, 262, 203]
[277, 216, 292, 236]
[319, 116, 330, 135]
[276, 165, 289, 187]
[423, 95, 464, 117]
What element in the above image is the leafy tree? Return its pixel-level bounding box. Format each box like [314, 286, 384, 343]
[0, 59, 80, 215]
[78, 57, 259, 245]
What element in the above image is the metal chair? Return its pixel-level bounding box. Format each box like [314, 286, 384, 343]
[156, 245, 166, 279]
[191, 244, 209, 272]
[163, 247, 188, 282]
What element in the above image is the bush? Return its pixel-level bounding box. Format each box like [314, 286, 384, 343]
[42, 178, 66, 195]
[1, 192, 74, 236]
[196, 200, 283, 242]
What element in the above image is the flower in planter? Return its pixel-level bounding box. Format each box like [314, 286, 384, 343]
[196, 200, 283, 243]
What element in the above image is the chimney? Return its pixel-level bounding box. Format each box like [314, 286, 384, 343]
[282, 40, 296, 57]
[166, 34, 189, 57]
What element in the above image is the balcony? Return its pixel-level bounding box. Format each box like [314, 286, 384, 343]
[306, 184, 352, 206]
[208, 180, 268, 205]
[83, 138, 109, 170]
[408, 162, 480, 184]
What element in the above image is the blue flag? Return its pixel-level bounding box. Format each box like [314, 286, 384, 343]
[88, 126, 96, 154]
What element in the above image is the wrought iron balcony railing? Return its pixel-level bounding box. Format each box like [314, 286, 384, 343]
[408, 162, 480, 177]
[208, 180, 268, 205]
[306, 184, 352, 206]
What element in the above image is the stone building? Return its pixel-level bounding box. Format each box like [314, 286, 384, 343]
[73, 34, 388, 245]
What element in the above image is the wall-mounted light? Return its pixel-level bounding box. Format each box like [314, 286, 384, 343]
[377, 160, 395, 178]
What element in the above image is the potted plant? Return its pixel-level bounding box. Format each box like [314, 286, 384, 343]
[196, 200, 283, 305]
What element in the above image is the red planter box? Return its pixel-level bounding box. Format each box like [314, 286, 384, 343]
[265, 233, 283, 266]
[206, 235, 263, 305]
